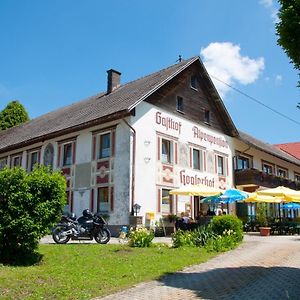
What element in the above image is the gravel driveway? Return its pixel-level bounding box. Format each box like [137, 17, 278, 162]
[97, 234, 300, 300]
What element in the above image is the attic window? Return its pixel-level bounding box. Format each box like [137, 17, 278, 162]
[191, 75, 197, 90]
[204, 109, 210, 124]
[176, 96, 184, 113]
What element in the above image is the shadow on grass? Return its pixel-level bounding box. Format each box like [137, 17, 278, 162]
[0, 251, 43, 266]
[159, 266, 300, 299]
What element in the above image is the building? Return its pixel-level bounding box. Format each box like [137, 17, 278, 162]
[274, 142, 300, 160]
[1, 56, 300, 233]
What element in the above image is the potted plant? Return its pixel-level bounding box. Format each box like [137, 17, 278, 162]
[256, 203, 271, 236]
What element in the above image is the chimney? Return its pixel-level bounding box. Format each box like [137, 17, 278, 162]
[107, 69, 121, 94]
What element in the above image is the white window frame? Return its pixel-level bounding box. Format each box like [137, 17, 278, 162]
[217, 155, 225, 176]
[11, 154, 22, 168]
[176, 96, 184, 113]
[262, 161, 274, 175]
[28, 150, 39, 172]
[97, 186, 110, 213]
[192, 148, 203, 171]
[61, 142, 73, 167]
[97, 131, 111, 160]
[277, 166, 288, 178]
[190, 75, 198, 90]
[161, 138, 174, 164]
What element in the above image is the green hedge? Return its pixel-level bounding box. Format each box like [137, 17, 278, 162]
[0, 166, 66, 265]
[210, 215, 243, 242]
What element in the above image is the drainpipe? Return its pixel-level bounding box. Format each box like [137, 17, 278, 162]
[123, 119, 136, 215]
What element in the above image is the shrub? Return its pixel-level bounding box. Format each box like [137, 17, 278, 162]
[0, 166, 66, 265]
[171, 229, 195, 248]
[193, 225, 218, 247]
[210, 215, 243, 242]
[128, 227, 154, 247]
[205, 231, 238, 252]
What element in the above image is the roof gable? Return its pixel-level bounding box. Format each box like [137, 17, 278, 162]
[0, 56, 238, 154]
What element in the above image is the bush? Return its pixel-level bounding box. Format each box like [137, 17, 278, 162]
[210, 215, 243, 242]
[172, 225, 217, 248]
[193, 225, 218, 247]
[128, 227, 154, 247]
[172, 229, 195, 248]
[205, 231, 238, 252]
[0, 166, 66, 265]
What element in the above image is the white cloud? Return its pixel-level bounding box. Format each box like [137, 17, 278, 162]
[275, 74, 283, 83]
[260, 0, 279, 23]
[200, 42, 265, 98]
[260, 0, 274, 8]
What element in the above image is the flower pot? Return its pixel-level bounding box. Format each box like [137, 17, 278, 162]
[259, 227, 271, 236]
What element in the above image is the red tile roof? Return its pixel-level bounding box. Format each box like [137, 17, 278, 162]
[275, 142, 300, 160]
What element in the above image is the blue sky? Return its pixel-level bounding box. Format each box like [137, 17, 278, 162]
[0, 0, 299, 144]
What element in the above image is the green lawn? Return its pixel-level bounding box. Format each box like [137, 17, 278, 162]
[0, 244, 217, 300]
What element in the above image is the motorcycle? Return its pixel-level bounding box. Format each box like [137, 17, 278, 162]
[52, 209, 111, 244]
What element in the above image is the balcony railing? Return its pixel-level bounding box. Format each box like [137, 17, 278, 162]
[235, 168, 300, 190]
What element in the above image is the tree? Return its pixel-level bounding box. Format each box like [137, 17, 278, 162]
[0, 100, 29, 130]
[0, 166, 66, 265]
[276, 0, 300, 107]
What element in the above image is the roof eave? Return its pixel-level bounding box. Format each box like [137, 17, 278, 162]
[0, 110, 130, 155]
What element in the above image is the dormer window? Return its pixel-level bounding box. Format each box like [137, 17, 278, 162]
[176, 96, 184, 113]
[204, 109, 210, 124]
[191, 75, 197, 90]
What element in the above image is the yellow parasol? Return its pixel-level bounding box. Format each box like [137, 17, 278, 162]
[256, 186, 300, 202]
[169, 184, 223, 197]
[243, 193, 285, 203]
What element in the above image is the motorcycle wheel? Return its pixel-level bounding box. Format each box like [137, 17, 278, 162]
[52, 226, 71, 244]
[94, 228, 111, 244]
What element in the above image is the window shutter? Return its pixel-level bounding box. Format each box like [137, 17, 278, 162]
[57, 145, 61, 167]
[111, 131, 116, 157]
[92, 135, 96, 161]
[26, 153, 29, 171]
[70, 191, 74, 213]
[190, 147, 192, 168]
[91, 189, 94, 212]
[215, 155, 218, 174]
[157, 188, 161, 213]
[203, 151, 206, 172]
[157, 137, 161, 161]
[110, 186, 114, 211]
[226, 157, 229, 176]
[175, 142, 178, 164]
[72, 142, 76, 164]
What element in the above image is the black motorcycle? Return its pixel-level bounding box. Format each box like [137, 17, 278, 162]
[52, 209, 111, 244]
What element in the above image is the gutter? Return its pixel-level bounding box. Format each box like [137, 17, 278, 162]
[122, 118, 136, 215]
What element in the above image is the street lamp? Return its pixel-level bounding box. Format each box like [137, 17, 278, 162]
[133, 203, 141, 216]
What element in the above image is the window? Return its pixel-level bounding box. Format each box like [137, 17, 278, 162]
[161, 189, 172, 214]
[295, 173, 300, 182]
[0, 158, 7, 170]
[63, 143, 73, 166]
[12, 155, 22, 167]
[97, 187, 109, 212]
[277, 167, 288, 178]
[236, 154, 251, 170]
[98, 133, 111, 159]
[176, 96, 184, 112]
[217, 155, 225, 175]
[28, 151, 39, 171]
[191, 75, 197, 89]
[193, 148, 202, 170]
[262, 161, 274, 175]
[161, 139, 173, 164]
[204, 109, 210, 124]
[43, 143, 54, 168]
